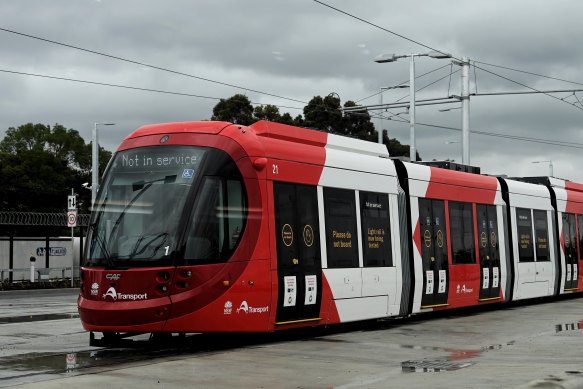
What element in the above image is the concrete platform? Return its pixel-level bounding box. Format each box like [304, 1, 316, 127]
[1, 289, 583, 388]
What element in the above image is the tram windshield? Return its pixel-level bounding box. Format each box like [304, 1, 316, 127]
[86, 146, 206, 267]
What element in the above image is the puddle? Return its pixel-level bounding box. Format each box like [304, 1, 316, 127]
[399, 344, 442, 352]
[0, 350, 125, 375]
[401, 359, 474, 373]
[555, 321, 583, 333]
[399, 342, 509, 373]
[0, 313, 79, 324]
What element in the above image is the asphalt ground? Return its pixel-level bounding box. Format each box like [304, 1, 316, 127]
[1, 288, 583, 388]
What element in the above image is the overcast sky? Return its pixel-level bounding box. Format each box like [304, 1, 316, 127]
[1, 0, 582, 182]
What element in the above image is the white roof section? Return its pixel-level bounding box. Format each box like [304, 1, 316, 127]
[503, 178, 552, 210]
[324, 133, 397, 177]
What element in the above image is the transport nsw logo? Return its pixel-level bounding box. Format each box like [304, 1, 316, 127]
[456, 284, 474, 294]
[224, 300, 269, 315]
[102, 287, 148, 301]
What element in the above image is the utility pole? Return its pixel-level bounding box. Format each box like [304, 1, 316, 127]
[461, 57, 470, 165]
[409, 55, 416, 161]
[378, 89, 383, 144]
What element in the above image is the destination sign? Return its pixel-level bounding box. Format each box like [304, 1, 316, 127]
[112, 146, 206, 172]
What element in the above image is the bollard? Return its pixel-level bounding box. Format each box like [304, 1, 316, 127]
[29, 256, 36, 283]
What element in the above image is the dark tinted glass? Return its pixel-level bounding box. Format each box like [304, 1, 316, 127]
[533, 210, 549, 262]
[517, 208, 534, 262]
[324, 187, 359, 268]
[449, 201, 475, 264]
[360, 192, 392, 267]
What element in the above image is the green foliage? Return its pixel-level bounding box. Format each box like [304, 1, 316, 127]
[0, 123, 111, 213]
[211, 94, 306, 127]
[303, 95, 343, 132]
[382, 130, 420, 160]
[210, 93, 416, 158]
[211, 94, 255, 125]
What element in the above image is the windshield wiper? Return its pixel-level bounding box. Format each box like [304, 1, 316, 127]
[128, 232, 169, 259]
[108, 175, 176, 240]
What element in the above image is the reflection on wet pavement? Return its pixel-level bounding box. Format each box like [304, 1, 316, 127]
[0, 313, 79, 324]
[555, 320, 583, 333]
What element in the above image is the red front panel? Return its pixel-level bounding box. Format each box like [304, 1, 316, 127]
[78, 267, 174, 332]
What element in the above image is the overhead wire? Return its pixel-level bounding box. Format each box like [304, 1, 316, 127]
[356, 63, 451, 103]
[474, 60, 583, 87]
[312, 0, 459, 61]
[574, 93, 583, 108]
[0, 68, 304, 111]
[376, 116, 583, 149]
[0, 27, 308, 105]
[473, 64, 583, 112]
[312, 1, 583, 114]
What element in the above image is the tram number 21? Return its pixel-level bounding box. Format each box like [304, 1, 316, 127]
[272, 164, 279, 175]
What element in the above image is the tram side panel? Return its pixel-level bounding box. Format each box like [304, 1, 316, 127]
[551, 180, 583, 294]
[500, 179, 557, 300]
[315, 137, 403, 324]
[400, 162, 508, 314]
[262, 129, 403, 327]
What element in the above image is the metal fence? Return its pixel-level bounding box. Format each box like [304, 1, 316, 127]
[0, 212, 91, 226]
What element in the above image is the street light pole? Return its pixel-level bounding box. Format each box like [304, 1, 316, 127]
[409, 55, 416, 161]
[532, 160, 554, 177]
[375, 50, 452, 161]
[379, 88, 383, 144]
[92, 123, 115, 208]
[461, 57, 471, 165]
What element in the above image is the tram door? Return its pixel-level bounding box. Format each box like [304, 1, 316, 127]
[562, 213, 578, 290]
[273, 182, 322, 324]
[477, 205, 501, 300]
[419, 199, 448, 308]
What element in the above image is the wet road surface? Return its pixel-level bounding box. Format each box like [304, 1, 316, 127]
[2, 288, 583, 388]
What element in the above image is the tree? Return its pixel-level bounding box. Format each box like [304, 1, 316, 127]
[209, 93, 418, 159]
[303, 95, 343, 133]
[0, 123, 111, 213]
[211, 94, 254, 125]
[341, 100, 377, 142]
[379, 129, 421, 160]
[0, 123, 48, 154]
[253, 104, 282, 122]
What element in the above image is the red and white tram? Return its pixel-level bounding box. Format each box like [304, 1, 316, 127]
[77, 120, 583, 339]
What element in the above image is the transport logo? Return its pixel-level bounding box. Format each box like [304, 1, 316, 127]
[102, 286, 148, 301]
[456, 284, 474, 294]
[237, 301, 249, 314]
[104, 287, 118, 300]
[236, 300, 269, 314]
[91, 282, 99, 296]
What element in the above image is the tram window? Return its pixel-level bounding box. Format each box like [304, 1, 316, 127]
[533, 210, 549, 262]
[184, 177, 246, 264]
[516, 208, 534, 262]
[578, 215, 583, 260]
[449, 201, 476, 264]
[360, 191, 392, 267]
[324, 187, 359, 268]
[563, 213, 577, 260]
[226, 180, 245, 250]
